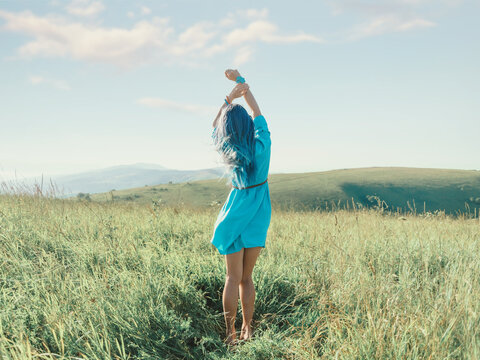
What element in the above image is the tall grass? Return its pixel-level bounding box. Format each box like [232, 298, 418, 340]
[1, 194, 479, 359]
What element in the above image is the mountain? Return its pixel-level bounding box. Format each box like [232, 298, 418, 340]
[3, 163, 225, 197]
[89, 167, 480, 215]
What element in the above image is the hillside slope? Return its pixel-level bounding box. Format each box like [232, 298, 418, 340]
[89, 167, 480, 214]
[4, 163, 225, 196]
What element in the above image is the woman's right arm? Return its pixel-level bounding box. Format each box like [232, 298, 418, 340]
[243, 88, 261, 119]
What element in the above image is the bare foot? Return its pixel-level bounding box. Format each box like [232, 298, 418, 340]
[239, 325, 253, 341]
[225, 331, 238, 348]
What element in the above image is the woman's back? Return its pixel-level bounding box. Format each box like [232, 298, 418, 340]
[231, 114, 271, 188]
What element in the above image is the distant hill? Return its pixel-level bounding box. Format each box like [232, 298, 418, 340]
[2, 163, 225, 196]
[89, 167, 480, 215]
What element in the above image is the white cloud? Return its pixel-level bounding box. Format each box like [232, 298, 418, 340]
[127, 11, 135, 19]
[176, 22, 217, 53]
[0, 10, 175, 67]
[29, 75, 70, 90]
[137, 98, 217, 116]
[348, 15, 435, 39]
[219, 14, 236, 28]
[396, 18, 435, 31]
[329, 0, 462, 15]
[66, 0, 105, 17]
[233, 46, 253, 67]
[0, 8, 321, 68]
[220, 8, 269, 28]
[238, 8, 269, 20]
[140, 6, 152, 15]
[327, 0, 442, 39]
[223, 20, 323, 46]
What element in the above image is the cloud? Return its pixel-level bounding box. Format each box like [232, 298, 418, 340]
[216, 20, 322, 66]
[137, 98, 217, 116]
[396, 18, 435, 31]
[126, 5, 153, 19]
[349, 15, 435, 39]
[29, 75, 70, 90]
[0, 8, 322, 68]
[328, 0, 462, 16]
[326, 0, 442, 39]
[0, 10, 176, 67]
[237, 8, 269, 20]
[223, 20, 323, 46]
[66, 0, 105, 17]
[140, 6, 151, 15]
[329, 1, 408, 16]
[233, 46, 253, 67]
[219, 8, 269, 28]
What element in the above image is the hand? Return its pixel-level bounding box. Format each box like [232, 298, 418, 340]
[225, 69, 242, 82]
[228, 83, 249, 101]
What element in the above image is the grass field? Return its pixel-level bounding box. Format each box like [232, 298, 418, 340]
[88, 167, 480, 215]
[1, 193, 479, 359]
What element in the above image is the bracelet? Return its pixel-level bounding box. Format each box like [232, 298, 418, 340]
[236, 76, 245, 84]
[225, 96, 231, 105]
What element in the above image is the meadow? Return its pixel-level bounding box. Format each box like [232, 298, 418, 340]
[88, 167, 480, 215]
[1, 192, 479, 359]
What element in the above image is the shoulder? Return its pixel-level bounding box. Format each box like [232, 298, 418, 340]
[253, 115, 271, 153]
[253, 115, 268, 131]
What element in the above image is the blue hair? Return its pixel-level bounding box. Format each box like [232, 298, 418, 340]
[212, 104, 255, 188]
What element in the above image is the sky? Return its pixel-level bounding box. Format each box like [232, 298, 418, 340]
[0, 0, 479, 181]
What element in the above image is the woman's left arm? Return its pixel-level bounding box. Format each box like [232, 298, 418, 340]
[212, 102, 228, 128]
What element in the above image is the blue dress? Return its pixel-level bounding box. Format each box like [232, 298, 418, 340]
[210, 115, 272, 255]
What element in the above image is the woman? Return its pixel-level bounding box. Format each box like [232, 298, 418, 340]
[210, 69, 272, 346]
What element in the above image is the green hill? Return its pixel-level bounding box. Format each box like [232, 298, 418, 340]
[89, 167, 480, 215]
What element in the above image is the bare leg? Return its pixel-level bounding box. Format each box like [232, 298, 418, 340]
[239, 247, 262, 341]
[223, 248, 244, 346]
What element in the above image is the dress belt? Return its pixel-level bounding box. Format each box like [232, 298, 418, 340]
[232, 178, 268, 190]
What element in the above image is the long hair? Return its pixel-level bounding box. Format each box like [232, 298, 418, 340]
[212, 104, 255, 188]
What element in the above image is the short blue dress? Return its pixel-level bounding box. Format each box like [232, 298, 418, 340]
[210, 115, 272, 255]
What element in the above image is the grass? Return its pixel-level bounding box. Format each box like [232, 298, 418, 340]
[87, 167, 480, 215]
[1, 192, 480, 359]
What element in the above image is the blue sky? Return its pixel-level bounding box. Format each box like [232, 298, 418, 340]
[0, 0, 479, 180]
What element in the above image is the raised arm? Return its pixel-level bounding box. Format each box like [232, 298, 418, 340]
[212, 102, 227, 128]
[243, 88, 261, 119]
[225, 69, 261, 119]
[212, 81, 250, 127]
